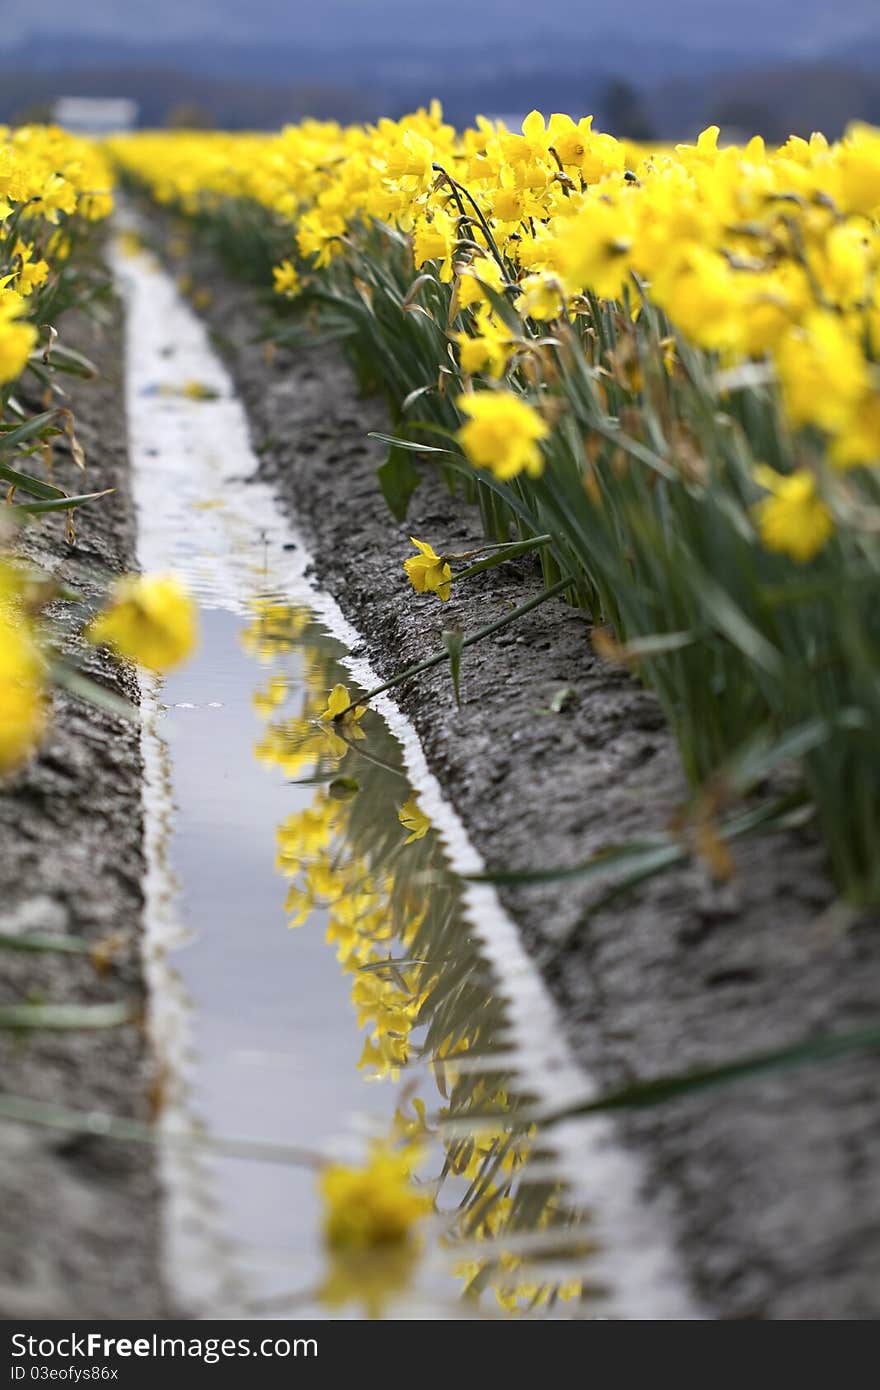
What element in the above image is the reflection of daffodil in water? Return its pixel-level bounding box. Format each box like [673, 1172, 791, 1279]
[242, 594, 594, 1314]
[240, 599, 310, 662]
[318, 1142, 433, 1317]
[321, 1143, 432, 1250]
[398, 795, 430, 844]
[319, 682, 364, 725]
[252, 673, 289, 718]
[318, 682, 366, 757]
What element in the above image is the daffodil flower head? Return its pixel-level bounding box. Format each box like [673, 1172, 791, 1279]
[398, 795, 430, 844]
[0, 609, 46, 774]
[319, 682, 365, 724]
[752, 465, 833, 564]
[86, 573, 197, 672]
[272, 258, 300, 297]
[403, 537, 452, 601]
[456, 390, 549, 481]
[320, 1142, 432, 1253]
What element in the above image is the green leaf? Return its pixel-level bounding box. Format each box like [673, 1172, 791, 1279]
[694, 569, 784, 677]
[0, 1002, 133, 1031]
[8, 487, 114, 517]
[454, 535, 552, 583]
[378, 444, 421, 521]
[442, 627, 464, 708]
[469, 837, 684, 887]
[536, 685, 576, 715]
[369, 431, 454, 456]
[0, 462, 67, 501]
[550, 1021, 880, 1120]
[616, 629, 699, 660]
[0, 410, 57, 452]
[37, 343, 98, 378]
[0, 933, 91, 955]
[53, 666, 139, 722]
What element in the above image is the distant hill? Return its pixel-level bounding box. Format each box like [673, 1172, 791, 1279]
[0, 26, 878, 139]
[0, 0, 878, 67]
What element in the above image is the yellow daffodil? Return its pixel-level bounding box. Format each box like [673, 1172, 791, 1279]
[752, 466, 833, 563]
[403, 537, 452, 601]
[775, 311, 868, 435]
[87, 574, 197, 672]
[0, 610, 46, 774]
[455, 306, 514, 379]
[0, 298, 37, 383]
[456, 390, 548, 480]
[456, 254, 505, 309]
[272, 258, 300, 297]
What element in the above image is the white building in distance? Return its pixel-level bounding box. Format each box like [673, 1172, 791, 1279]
[52, 97, 139, 134]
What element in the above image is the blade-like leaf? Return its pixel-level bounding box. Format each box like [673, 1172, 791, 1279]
[0, 1002, 133, 1031]
[378, 444, 421, 521]
[442, 626, 464, 708]
[8, 488, 114, 516]
[0, 463, 67, 501]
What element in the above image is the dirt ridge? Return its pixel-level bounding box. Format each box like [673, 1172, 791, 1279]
[0, 285, 165, 1318]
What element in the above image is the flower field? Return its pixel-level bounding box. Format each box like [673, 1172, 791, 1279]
[109, 110, 880, 901]
[2, 101, 880, 1320]
[0, 123, 197, 775]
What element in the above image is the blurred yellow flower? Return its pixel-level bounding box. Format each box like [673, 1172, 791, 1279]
[320, 1143, 432, 1252]
[456, 390, 548, 480]
[752, 467, 833, 563]
[272, 258, 300, 297]
[775, 312, 868, 435]
[0, 299, 37, 383]
[87, 574, 197, 672]
[0, 612, 46, 774]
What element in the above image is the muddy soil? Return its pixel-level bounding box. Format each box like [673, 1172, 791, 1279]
[165, 232, 880, 1320]
[0, 287, 166, 1317]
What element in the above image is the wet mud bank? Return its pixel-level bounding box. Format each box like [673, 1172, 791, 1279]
[0, 285, 165, 1316]
[173, 238, 880, 1319]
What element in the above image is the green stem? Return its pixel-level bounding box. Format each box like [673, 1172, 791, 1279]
[0, 1092, 325, 1169]
[338, 575, 574, 717]
[441, 534, 551, 564]
[451, 534, 553, 581]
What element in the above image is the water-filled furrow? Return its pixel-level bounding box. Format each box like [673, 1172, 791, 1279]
[111, 225, 698, 1320]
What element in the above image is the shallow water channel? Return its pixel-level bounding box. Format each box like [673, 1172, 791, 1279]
[112, 228, 694, 1320]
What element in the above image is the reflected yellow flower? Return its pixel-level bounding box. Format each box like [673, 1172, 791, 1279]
[321, 1143, 432, 1251]
[239, 586, 593, 1313]
[398, 795, 430, 843]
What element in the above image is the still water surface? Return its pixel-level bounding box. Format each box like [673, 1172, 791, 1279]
[115, 228, 694, 1320]
[155, 591, 594, 1317]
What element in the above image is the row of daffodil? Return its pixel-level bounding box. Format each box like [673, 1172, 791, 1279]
[1, 124, 113, 388]
[112, 111, 880, 900]
[242, 597, 587, 1314]
[0, 126, 201, 773]
[110, 110, 880, 481]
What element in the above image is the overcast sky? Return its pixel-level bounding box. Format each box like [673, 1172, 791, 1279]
[1, 0, 877, 59]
